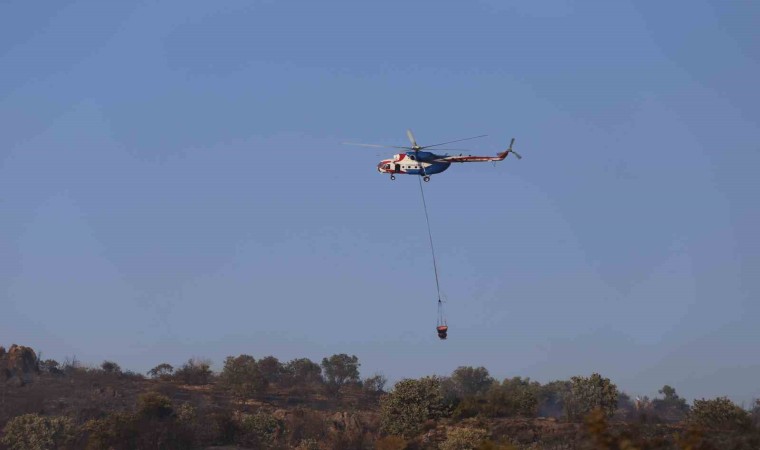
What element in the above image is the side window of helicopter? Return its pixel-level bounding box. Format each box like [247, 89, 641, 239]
[409, 155, 415, 161]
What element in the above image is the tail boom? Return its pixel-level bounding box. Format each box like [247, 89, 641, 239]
[438, 138, 519, 163]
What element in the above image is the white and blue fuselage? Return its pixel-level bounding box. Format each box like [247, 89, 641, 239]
[377, 148, 514, 180]
[377, 151, 451, 176]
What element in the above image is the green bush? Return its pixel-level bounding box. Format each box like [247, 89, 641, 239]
[1, 414, 77, 450]
[564, 373, 618, 420]
[84, 412, 139, 450]
[688, 397, 751, 430]
[174, 358, 213, 385]
[380, 376, 448, 437]
[136, 392, 174, 419]
[237, 411, 282, 448]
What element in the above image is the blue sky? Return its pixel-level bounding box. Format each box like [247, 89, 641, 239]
[1, 0, 759, 404]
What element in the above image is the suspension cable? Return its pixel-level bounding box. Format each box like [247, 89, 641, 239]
[417, 176, 446, 326]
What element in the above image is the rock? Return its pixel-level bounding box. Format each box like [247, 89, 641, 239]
[0, 344, 39, 384]
[272, 409, 288, 421]
[328, 412, 363, 442]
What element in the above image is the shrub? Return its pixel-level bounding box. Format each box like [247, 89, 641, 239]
[441, 427, 488, 450]
[39, 359, 63, 375]
[198, 409, 238, 446]
[100, 360, 121, 374]
[363, 373, 388, 394]
[174, 358, 213, 385]
[651, 385, 689, 421]
[688, 397, 751, 430]
[380, 376, 448, 437]
[1, 414, 77, 450]
[84, 412, 139, 450]
[237, 411, 282, 448]
[564, 373, 618, 420]
[136, 392, 174, 419]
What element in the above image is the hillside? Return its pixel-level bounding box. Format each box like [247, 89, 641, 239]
[1, 344, 759, 449]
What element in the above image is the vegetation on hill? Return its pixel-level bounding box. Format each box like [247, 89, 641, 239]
[1, 344, 759, 449]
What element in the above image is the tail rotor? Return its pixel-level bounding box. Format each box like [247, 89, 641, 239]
[508, 138, 522, 159]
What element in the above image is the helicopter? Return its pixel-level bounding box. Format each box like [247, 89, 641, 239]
[345, 129, 521, 181]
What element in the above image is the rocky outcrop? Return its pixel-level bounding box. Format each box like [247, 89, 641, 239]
[0, 344, 39, 385]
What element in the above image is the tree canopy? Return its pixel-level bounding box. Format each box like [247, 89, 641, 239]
[321, 354, 360, 389]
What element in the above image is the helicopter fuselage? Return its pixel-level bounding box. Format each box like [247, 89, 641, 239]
[377, 152, 451, 177]
[372, 138, 518, 181]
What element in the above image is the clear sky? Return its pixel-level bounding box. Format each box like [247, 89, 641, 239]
[1, 0, 758, 404]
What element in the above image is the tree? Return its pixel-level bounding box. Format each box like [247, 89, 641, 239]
[363, 373, 388, 394]
[174, 358, 213, 385]
[1, 414, 77, 450]
[751, 399, 760, 428]
[147, 363, 174, 380]
[380, 376, 448, 437]
[538, 380, 571, 417]
[450, 366, 494, 398]
[220, 355, 267, 403]
[321, 354, 360, 390]
[258, 356, 284, 384]
[651, 385, 689, 421]
[39, 359, 63, 375]
[101, 360, 122, 374]
[564, 373, 619, 420]
[284, 358, 323, 385]
[688, 397, 751, 430]
[482, 377, 540, 418]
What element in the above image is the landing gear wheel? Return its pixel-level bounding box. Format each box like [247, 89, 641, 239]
[390, 175, 396, 180]
[423, 176, 430, 182]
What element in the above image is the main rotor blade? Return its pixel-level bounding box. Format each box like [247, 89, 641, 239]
[406, 129, 418, 148]
[342, 142, 411, 150]
[420, 134, 488, 149]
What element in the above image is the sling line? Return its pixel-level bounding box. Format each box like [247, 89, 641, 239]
[417, 175, 447, 328]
